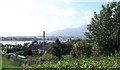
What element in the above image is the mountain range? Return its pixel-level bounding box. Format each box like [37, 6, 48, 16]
[0, 24, 88, 41]
[47, 24, 88, 37]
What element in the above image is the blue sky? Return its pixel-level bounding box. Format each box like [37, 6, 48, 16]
[0, 0, 114, 36]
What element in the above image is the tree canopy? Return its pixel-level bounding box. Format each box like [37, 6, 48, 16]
[86, 1, 120, 56]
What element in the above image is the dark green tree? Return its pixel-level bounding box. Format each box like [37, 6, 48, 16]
[86, 1, 120, 56]
[48, 39, 63, 59]
[61, 43, 73, 55]
[6, 48, 14, 53]
[32, 40, 38, 44]
[55, 38, 61, 46]
[19, 47, 32, 56]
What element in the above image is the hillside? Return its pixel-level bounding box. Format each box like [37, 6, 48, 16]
[47, 24, 88, 37]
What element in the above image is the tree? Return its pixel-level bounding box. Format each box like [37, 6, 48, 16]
[48, 39, 63, 59]
[71, 40, 92, 58]
[19, 47, 32, 56]
[70, 49, 78, 58]
[6, 48, 14, 53]
[61, 43, 73, 54]
[55, 38, 61, 46]
[86, 1, 120, 56]
[32, 40, 38, 44]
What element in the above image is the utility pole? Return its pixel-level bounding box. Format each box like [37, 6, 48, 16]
[15, 40, 17, 45]
[43, 31, 45, 53]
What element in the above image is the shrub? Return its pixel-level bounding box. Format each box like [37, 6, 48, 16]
[48, 42, 62, 59]
[32, 50, 39, 55]
[63, 55, 72, 60]
[71, 40, 92, 58]
[39, 53, 58, 63]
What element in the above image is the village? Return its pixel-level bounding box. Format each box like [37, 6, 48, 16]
[0, 31, 78, 67]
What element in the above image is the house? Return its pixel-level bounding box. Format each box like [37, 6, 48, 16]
[27, 41, 48, 54]
[27, 42, 43, 50]
[4, 44, 14, 49]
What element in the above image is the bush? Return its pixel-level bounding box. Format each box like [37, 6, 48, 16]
[63, 55, 72, 60]
[16, 47, 32, 56]
[39, 53, 58, 63]
[6, 48, 14, 53]
[22, 48, 32, 56]
[48, 43, 63, 59]
[32, 50, 39, 55]
[70, 49, 78, 58]
[71, 40, 92, 58]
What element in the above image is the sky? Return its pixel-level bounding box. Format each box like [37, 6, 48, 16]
[0, 0, 116, 36]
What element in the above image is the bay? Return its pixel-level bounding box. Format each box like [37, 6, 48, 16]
[0, 41, 32, 45]
[0, 40, 56, 45]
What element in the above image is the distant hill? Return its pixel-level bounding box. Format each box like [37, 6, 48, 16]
[47, 24, 88, 37]
[0, 24, 88, 41]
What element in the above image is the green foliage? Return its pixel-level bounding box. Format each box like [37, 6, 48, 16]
[22, 47, 32, 56]
[71, 40, 92, 58]
[62, 55, 72, 60]
[61, 43, 73, 55]
[6, 48, 14, 53]
[13, 44, 23, 52]
[30, 53, 120, 68]
[48, 39, 63, 59]
[48, 39, 76, 59]
[86, 1, 120, 56]
[48, 43, 62, 57]
[91, 42, 101, 57]
[39, 53, 58, 63]
[32, 50, 39, 55]
[17, 47, 32, 56]
[70, 49, 78, 58]
[55, 38, 61, 46]
[28, 51, 120, 68]
[2, 55, 17, 68]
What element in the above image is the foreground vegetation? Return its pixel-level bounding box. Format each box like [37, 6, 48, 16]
[28, 52, 120, 68]
[1, 52, 120, 69]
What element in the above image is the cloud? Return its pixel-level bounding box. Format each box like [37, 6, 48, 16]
[0, 0, 94, 36]
[36, 3, 78, 16]
[0, 0, 78, 36]
[38, 0, 118, 3]
[37, 0, 76, 4]
[69, 10, 94, 27]
[82, 10, 94, 24]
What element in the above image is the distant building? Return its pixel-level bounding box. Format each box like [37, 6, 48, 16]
[27, 41, 48, 54]
[4, 44, 14, 49]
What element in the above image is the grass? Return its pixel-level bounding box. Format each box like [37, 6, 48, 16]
[2, 55, 17, 68]
[0, 55, 2, 69]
